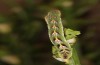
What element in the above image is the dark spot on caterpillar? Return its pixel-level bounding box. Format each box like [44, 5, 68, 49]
[60, 49, 70, 54]
[63, 55, 67, 59]
[52, 37, 56, 42]
[61, 44, 68, 48]
[65, 51, 70, 54]
[65, 48, 70, 52]
[62, 53, 68, 59]
[61, 44, 66, 46]
[60, 49, 63, 52]
[57, 44, 60, 48]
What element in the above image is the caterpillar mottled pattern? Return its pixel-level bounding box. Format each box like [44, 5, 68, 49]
[45, 10, 72, 63]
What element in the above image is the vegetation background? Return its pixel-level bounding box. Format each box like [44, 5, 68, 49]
[0, 0, 100, 65]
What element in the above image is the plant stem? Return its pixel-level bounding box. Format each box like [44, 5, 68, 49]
[68, 47, 81, 65]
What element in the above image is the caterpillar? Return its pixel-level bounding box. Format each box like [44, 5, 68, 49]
[45, 10, 72, 63]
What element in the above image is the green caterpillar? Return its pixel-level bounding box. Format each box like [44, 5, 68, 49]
[45, 10, 72, 63]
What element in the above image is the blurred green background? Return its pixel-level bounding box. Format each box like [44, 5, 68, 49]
[0, 0, 100, 65]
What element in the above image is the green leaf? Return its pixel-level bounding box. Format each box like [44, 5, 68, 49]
[64, 28, 80, 40]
